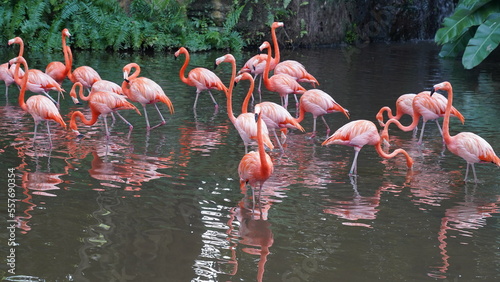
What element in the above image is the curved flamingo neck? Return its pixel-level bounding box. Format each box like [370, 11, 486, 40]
[257, 113, 271, 174]
[271, 25, 280, 66]
[442, 84, 453, 143]
[225, 58, 237, 124]
[16, 40, 24, 57]
[376, 107, 395, 126]
[240, 75, 255, 114]
[70, 110, 99, 130]
[375, 141, 413, 168]
[66, 45, 75, 81]
[71, 82, 88, 101]
[262, 43, 272, 89]
[382, 109, 420, 137]
[295, 103, 306, 123]
[15, 58, 29, 112]
[62, 33, 71, 75]
[178, 49, 190, 85]
[126, 63, 141, 81]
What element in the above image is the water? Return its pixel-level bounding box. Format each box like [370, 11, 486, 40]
[1, 41, 500, 281]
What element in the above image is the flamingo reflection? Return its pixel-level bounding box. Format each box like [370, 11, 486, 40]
[428, 189, 499, 279]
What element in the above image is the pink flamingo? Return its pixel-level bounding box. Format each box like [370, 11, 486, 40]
[122, 63, 174, 130]
[381, 91, 465, 144]
[66, 44, 102, 93]
[45, 28, 71, 85]
[376, 93, 416, 132]
[238, 107, 274, 206]
[215, 54, 274, 153]
[274, 60, 319, 88]
[295, 89, 350, 138]
[9, 37, 64, 105]
[69, 87, 141, 137]
[322, 119, 414, 175]
[174, 47, 227, 110]
[69, 82, 136, 130]
[259, 41, 306, 109]
[10, 56, 66, 147]
[239, 22, 284, 100]
[254, 101, 304, 151]
[431, 81, 500, 182]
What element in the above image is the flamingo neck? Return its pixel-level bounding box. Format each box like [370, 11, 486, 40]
[271, 26, 280, 66]
[62, 34, 71, 76]
[72, 82, 88, 101]
[70, 110, 99, 131]
[262, 44, 272, 89]
[178, 50, 190, 84]
[375, 141, 413, 169]
[257, 114, 271, 174]
[442, 85, 453, 143]
[15, 59, 29, 112]
[225, 59, 237, 124]
[66, 45, 75, 82]
[127, 63, 141, 81]
[240, 77, 254, 114]
[295, 103, 306, 123]
[376, 107, 394, 126]
[382, 109, 420, 136]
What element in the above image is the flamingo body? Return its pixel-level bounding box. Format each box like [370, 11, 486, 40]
[376, 93, 416, 126]
[322, 119, 413, 175]
[274, 60, 319, 87]
[431, 81, 500, 182]
[175, 47, 226, 109]
[122, 63, 174, 130]
[296, 89, 349, 137]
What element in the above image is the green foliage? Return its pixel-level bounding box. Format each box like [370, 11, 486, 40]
[0, 0, 302, 53]
[435, 0, 500, 69]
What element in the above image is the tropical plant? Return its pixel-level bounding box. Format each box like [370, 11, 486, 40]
[435, 0, 500, 69]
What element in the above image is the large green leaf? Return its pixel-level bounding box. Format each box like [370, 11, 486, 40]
[462, 13, 500, 69]
[435, 5, 492, 44]
[439, 28, 475, 57]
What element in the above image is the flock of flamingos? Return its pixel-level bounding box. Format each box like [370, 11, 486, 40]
[1, 22, 499, 206]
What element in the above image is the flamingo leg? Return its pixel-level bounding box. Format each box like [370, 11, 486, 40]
[5, 84, 8, 98]
[471, 164, 477, 183]
[149, 104, 166, 130]
[321, 116, 331, 137]
[435, 120, 443, 136]
[294, 94, 299, 110]
[418, 121, 427, 144]
[46, 120, 53, 148]
[103, 115, 110, 138]
[256, 74, 262, 102]
[207, 90, 218, 109]
[349, 148, 361, 175]
[272, 129, 284, 151]
[142, 105, 152, 130]
[114, 111, 134, 131]
[32, 122, 39, 145]
[193, 91, 201, 109]
[310, 117, 317, 138]
[42, 91, 58, 105]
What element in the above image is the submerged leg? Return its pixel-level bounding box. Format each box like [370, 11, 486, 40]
[321, 116, 331, 137]
[193, 92, 201, 109]
[150, 104, 166, 130]
[207, 90, 218, 109]
[143, 105, 151, 130]
[349, 148, 361, 175]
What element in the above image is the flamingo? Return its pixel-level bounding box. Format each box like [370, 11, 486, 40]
[381, 91, 465, 144]
[322, 119, 414, 175]
[69, 87, 141, 137]
[259, 41, 306, 109]
[431, 81, 500, 182]
[238, 108, 274, 206]
[295, 89, 350, 138]
[45, 28, 71, 85]
[9, 56, 66, 147]
[174, 47, 227, 110]
[215, 54, 274, 153]
[237, 72, 256, 114]
[9, 37, 64, 105]
[254, 101, 304, 151]
[69, 82, 135, 130]
[274, 60, 320, 88]
[122, 63, 174, 130]
[71, 80, 123, 104]
[238, 22, 284, 100]
[376, 93, 417, 135]
[66, 44, 102, 92]
[0, 62, 23, 98]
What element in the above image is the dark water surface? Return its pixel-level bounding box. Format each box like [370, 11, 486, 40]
[1, 41, 500, 281]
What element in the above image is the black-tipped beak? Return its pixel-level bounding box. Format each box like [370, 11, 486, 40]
[254, 113, 259, 122]
[214, 63, 218, 70]
[430, 87, 436, 95]
[124, 78, 129, 83]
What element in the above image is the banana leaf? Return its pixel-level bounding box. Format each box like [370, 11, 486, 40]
[439, 28, 475, 57]
[462, 13, 500, 69]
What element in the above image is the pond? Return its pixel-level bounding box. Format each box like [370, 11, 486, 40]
[1, 41, 500, 281]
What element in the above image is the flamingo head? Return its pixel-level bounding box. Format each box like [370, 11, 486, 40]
[62, 28, 71, 37]
[174, 47, 187, 59]
[272, 22, 284, 29]
[8, 37, 23, 46]
[214, 54, 235, 69]
[259, 41, 271, 52]
[430, 81, 452, 96]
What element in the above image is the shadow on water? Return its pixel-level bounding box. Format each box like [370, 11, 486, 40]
[1, 42, 500, 281]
